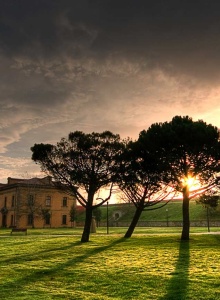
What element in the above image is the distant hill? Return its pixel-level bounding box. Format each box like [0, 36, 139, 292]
[76, 200, 220, 223]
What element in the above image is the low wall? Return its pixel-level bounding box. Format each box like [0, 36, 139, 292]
[99, 220, 220, 227]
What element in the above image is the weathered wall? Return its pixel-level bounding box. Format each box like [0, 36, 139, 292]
[0, 184, 76, 228]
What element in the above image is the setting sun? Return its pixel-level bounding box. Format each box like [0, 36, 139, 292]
[186, 176, 195, 188]
[181, 175, 196, 190]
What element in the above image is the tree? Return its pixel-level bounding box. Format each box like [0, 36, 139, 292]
[31, 131, 124, 242]
[140, 116, 220, 240]
[93, 207, 102, 227]
[41, 208, 51, 227]
[25, 194, 40, 228]
[69, 204, 77, 227]
[117, 140, 174, 238]
[1, 207, 8, 227]
[196, 193, 219, 232]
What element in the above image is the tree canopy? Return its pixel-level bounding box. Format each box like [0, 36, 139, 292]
[31, 116, 220, 242]
[31, 130, 125, 242]
[117, 139, 174, 238]
[139, 116, 220, 240]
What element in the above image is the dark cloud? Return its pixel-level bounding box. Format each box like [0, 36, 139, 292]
[1, 0, 220, 81]
[0, 0, 97, 59]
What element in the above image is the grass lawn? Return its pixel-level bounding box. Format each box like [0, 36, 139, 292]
[0, 228, 220, 299]
[100, 200, 220, 222]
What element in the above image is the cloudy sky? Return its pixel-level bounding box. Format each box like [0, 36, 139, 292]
[1, 0, 220, 182]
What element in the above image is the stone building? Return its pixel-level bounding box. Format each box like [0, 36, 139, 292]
[0, 176, 76, 228]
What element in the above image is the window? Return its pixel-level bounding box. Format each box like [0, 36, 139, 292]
[28, 194, 34, 206]
[62, 215, 67, 225]
[45, 213, 51, 225]
[11, 195, 15, 207]
[62, 197, 67, 207]
[42, 209, 51, 225]
[27, 214, 33, 225]
[45, 196, 51, 206]
[10, 215, 14, 226]
[4, 197, 7, 207]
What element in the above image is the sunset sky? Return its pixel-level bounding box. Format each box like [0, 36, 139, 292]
[1, 0, 220, 183]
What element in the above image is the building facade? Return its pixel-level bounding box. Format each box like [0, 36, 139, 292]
[0, 176, 76, 228]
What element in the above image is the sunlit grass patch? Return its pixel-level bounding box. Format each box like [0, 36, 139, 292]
[0, 232, 220, 299]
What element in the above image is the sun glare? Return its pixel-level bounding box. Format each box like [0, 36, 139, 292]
[181, 175, 196, 190]
[186, 176, 195, 188]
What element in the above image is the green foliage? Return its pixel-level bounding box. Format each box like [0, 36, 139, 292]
[197, 195, 219, 209]
[93, 207, 102, 224]
[69, 205, 77, 222]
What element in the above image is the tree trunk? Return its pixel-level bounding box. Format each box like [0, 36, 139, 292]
[181, 186, 190, 240]
[124, 205, 143, 238]
[32, 215, 35, 229]
[81, 194, 94, 243]
[207, 207, 210, 232]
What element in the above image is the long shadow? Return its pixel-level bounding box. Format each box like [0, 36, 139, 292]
[2, 239, 82, 265]
[160, 240, 190, 300]
[1, 237, 125, 291]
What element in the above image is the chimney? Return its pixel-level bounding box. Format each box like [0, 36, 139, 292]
[43, 176, 53, 184]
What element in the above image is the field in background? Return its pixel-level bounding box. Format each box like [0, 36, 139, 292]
[73, 200, 220, 227]
[99, 200, 220, 221]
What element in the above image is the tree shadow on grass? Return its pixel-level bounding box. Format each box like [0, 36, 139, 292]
[160, 240, 190, 300]
[2, 240, 83, 265]
[34, 237, 126, 276]
[1, 237, 125, 292]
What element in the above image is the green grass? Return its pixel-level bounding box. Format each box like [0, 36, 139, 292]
[0, 228, 220, 299]
[74, 200, 220, 227]
[100, 200, 220, 222]
[1, 226, 220, 237]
